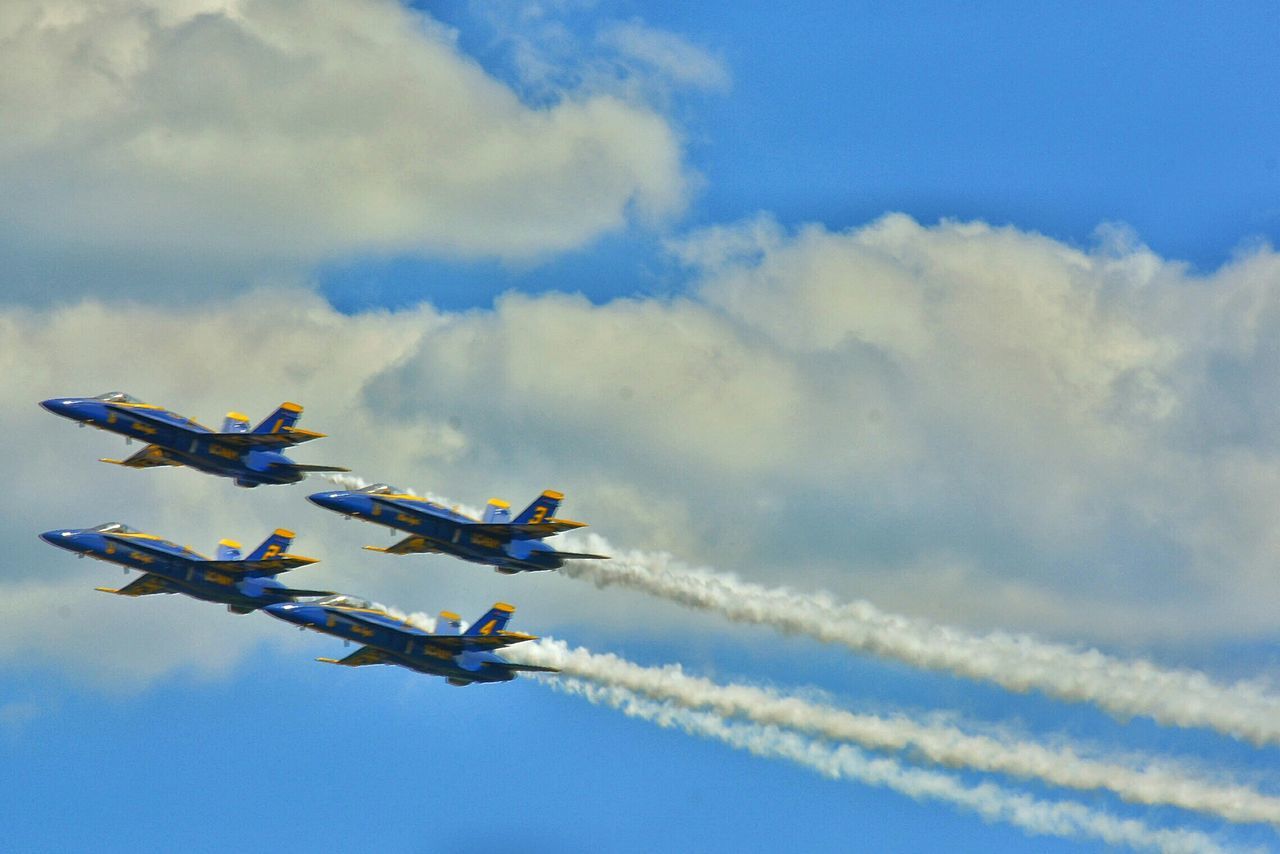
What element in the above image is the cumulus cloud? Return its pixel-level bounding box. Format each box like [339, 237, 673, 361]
[6, 215, 1280, 686]
[0, 0, 689, 297]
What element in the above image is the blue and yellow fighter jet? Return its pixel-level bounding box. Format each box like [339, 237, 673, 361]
[39, 391, 349, 487]
[40, 523, 334, 614]
[263, 597, 557, 686]
[307, 483, 608, 573]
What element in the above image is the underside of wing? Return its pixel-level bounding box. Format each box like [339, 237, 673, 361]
[425, 631, 539, 651]
[364, 535, 441, 556]
[468, 519, 588, 541]
[316, 645, 391, 667]
[202, 556, 320, 576]
[100, 445, 182, 469]
[95, 573, 178, 597]
[205, 427, 327, 449]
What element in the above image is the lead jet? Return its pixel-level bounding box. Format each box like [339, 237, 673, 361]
[39, 391, 348, 487]
[264, 597, 557, 686]
[40, 523, 334, 614]
[307, 483, 608, 573]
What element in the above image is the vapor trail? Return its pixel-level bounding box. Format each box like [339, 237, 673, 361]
[548, 679, 1232, 854]
[508, 639, 1280, 826]
[559, 537, 1280, 746]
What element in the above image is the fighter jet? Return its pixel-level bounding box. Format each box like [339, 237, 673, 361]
[263, 597, 557, 686]
[40, 523, 334, 614]
[39, 391, 348, 487]
[307, 483, 608, 573]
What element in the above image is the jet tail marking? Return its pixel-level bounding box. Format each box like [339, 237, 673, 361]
[247, 529, 294, 561]
[253, 402, 303, 435]
[513, 490, 564, 525]
[464, 603, 515, 637]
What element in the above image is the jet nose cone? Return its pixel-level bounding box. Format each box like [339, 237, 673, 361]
[40, 398, 80, 418]
[307, 491, 345, 511]
[263, 602, 299, 620]
[39, 529, 79, 548]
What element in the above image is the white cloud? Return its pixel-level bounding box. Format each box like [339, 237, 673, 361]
[596, 20, 731, 93]
[0, 0, 689, 290]
[5, 216, 1280, 687]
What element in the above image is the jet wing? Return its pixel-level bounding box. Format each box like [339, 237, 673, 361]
[95, 573, 178, 596]
[202, 555, 320, 576]
[202, 428, 328, 449]
[275, 587, 338, 599]
[100, 444, 183, 469]
[364, 536, 441, 556]
[466, 519, 588, 541]
[424, 631, 540, 651]
[316, 646, 391, 667]
[553, 551, 611, 561]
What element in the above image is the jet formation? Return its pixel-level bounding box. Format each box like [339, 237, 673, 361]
[38, 393, 611, 685]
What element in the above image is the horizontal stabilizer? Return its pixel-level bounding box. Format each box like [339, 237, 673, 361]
[277, 463, 351, 473]
[100, 445, 182, 469]
[317, 645, 389, 667]
[501, 662, 560, 674]
[364, 535, 440, 556]
[554, 551, 610, 561]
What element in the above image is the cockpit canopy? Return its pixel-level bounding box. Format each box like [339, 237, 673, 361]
[93, 391, 144, 404]
[90, 522, 140, 534]
[317, 594, 375, 610]
[356, 483, 400, 495]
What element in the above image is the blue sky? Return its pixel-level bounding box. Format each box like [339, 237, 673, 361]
[3, 1, 1280, 851]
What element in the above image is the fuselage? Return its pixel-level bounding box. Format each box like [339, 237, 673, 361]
[40, 525, 300, 612]
[263, 601, 518, 683]
[307, 490, 568, 572]
[40, 397, 307, 486]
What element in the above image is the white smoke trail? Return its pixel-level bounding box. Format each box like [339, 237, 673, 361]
[557, 536, 1280, 746]
[507, 639, 1280, 826]
[548, 678, 1233, 854]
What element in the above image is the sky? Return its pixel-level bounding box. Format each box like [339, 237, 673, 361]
[3, 1, 1280, 851]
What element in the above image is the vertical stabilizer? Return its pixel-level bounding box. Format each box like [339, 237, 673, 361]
[247, 529, 294, 561]
[221, 412, 251, 433]
[464, 603, 515, 636]
[436, 611, 463, 634]
[482, 498, 512, 524]
[513, 490, 563, 525]
[215, 539, 242, 561]
[253, 402, 302, 434]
